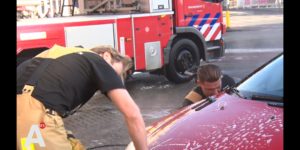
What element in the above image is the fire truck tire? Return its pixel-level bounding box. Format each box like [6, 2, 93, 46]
[166, 39, 200, 83]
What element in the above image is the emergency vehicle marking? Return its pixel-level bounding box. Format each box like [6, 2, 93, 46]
[198, 13, 211, 27]
[205, 23, 220, 41]
[187, 13, 221, 41]
[200, 24, 210, 35]
[20, 32, 47, 41]
[215, 31, 222, 41]
[209, 13, 221, 27]
[188, 14, 200, 26]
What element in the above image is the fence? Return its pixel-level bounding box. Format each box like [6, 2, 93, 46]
[226, 0, 283, 9]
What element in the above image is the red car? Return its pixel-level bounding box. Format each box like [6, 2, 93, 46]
[127, 53, 283, 150]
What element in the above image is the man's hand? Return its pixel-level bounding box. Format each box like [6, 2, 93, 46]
[108, 89, 148, 150]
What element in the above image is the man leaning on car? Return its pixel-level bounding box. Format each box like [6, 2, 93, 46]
[182, 64, 235, 107]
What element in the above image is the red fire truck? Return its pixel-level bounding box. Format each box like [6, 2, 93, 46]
[17, 0, 225, 83]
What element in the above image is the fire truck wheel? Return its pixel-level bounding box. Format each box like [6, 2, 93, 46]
[166, 39, 200, 83]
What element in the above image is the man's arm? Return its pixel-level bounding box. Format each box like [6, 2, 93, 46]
[108, 89, 148, 150]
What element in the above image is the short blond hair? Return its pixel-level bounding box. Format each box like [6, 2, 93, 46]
[90, 45, 133, 79]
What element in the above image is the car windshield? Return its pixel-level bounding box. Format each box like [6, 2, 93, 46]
[237, 55, 283, 102]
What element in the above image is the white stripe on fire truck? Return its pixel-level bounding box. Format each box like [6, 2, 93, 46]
[20, 32, 47, 41]
[215, 31, 221, 40]
[200, 24, 209, 34]
[205, 23, 220, 41]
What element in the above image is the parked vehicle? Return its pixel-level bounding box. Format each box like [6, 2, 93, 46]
[127, 53, 283, 150]
[17, 0, 226, 83]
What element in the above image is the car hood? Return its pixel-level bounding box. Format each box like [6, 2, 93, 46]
[147, 93, 283, 150]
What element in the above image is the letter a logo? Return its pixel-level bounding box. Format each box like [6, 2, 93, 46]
[23, 125, 45, 149]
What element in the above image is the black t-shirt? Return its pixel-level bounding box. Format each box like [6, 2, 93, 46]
[17, 52, 125, 115]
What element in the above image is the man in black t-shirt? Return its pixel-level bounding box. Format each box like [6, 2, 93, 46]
[17, 45, 148, 150]
[182, 64, 236, 107]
